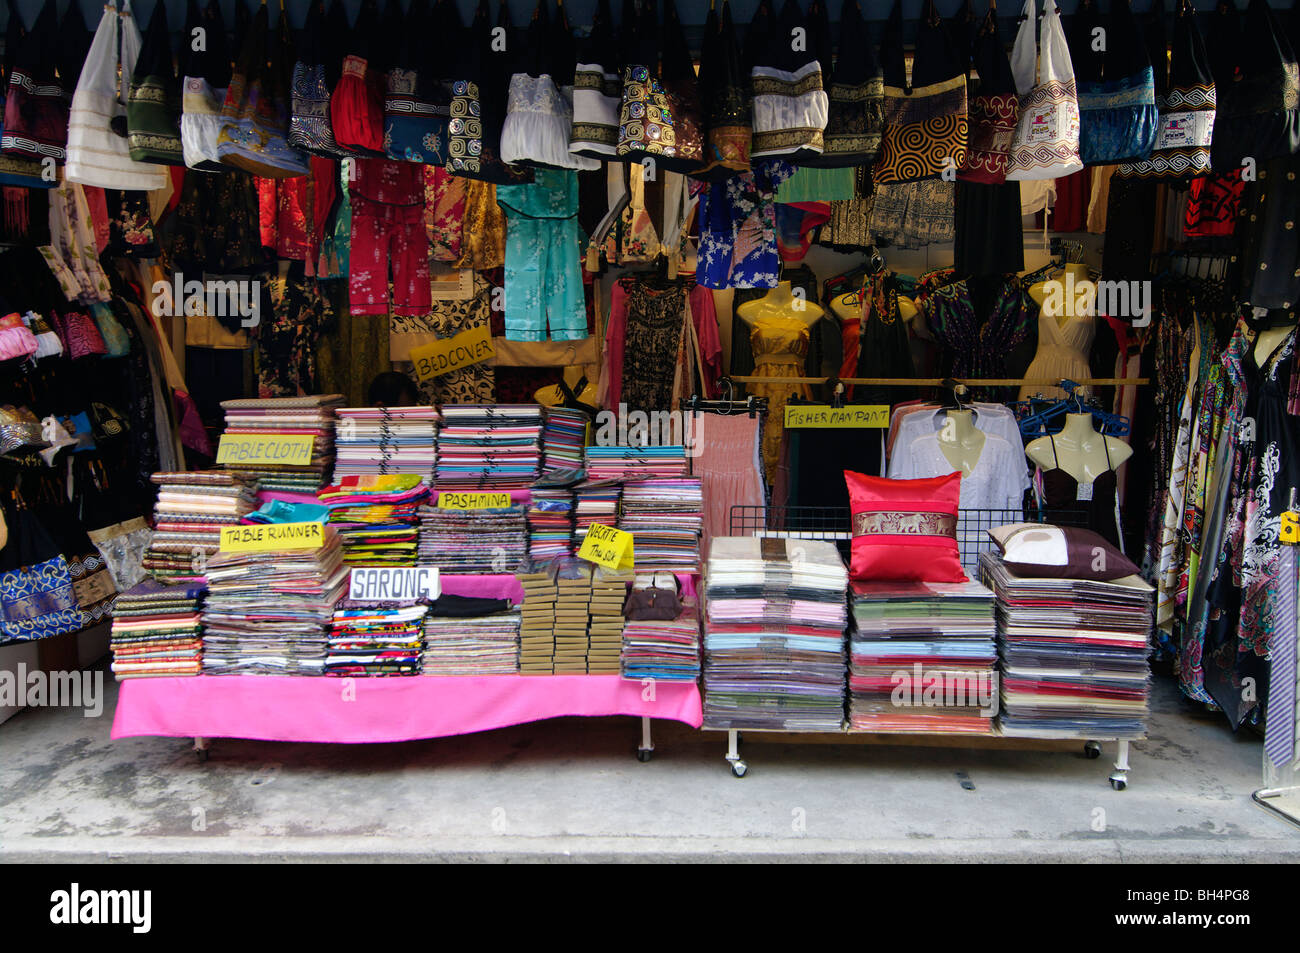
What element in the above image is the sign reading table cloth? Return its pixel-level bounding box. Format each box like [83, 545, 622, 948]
[1006, 0, 1083, 181]
[874, 0, 968, 184]
[64, 1, 169, 191]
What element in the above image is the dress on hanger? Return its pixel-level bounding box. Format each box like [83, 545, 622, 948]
[1018, 308, 1096, 400]
[747, 315, 814, 473]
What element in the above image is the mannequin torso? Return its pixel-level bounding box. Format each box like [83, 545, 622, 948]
[1025, 412, 1133, 485]
[1254, 321, 1295, 369]
[737, 281, 825, 327]
[1028, 262, 1095, 328]
[936, 408, 987, 477]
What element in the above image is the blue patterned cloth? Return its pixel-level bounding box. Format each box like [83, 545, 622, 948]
[697, 160, 796, 290]
[0, 555, 82, 641]
[1077, 67, 1159, 165]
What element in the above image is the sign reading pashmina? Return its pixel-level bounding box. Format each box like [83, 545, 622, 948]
[960, 8, 1019, 183]
[802, 0, 883, 168]
[0, 505, 82, 642]
[65, 1, 170, 191]
[1074, 0, 1157, 165]
[1119, 3, 1215, 179]
[1211, 0, 1300, 172]
[748, 0, 828, 161]
[126, 0, 184, 164]
[874, 0, 968, 183]
[182, 0, 234, 171]
[218, 5, 310, 177]
[0, 0, 68, 163]
[1006, 0, 1083, 181]
[570, 0, 621, 159]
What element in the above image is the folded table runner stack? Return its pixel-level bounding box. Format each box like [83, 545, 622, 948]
[572, 479, 621, 548]
[848, 579, 998, 734]
[703, 537, 849, 731]
[540, 406, 589, 472]
[141, 471, 257, 584]
[979, 553, 1153, 740]
[200, 526, 348, 675]
[584, 444, 688, 481]
[217, 394, 344, 493]
[436, 404, 544, 490]
[109, 578, 206, 678]
[326, 602, 427, 676]
[333, 406, 439, 483]
[318, 475, 430, 566]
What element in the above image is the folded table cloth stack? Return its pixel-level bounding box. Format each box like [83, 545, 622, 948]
[435, 404, 544, 490]
[217, 395, 344, 494]
[141, 471, 257, 584]
[540, 406, 589, 473]
[848, 580, 998, 734]
[584, 445, 688, 481]
[109, 579, 206, 678]
[703, 537, 849, 731]
[332, 406, 440, 483]
[572, 479, 621, 548]
[200, 526, 348, 675]
[325, 602, 427, 676]
[318, 475, 430, 566]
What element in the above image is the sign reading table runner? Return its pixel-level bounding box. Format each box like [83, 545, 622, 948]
[783, 405, 889, 429]
[219, 521, 325, 553]
[438, 491, 512, 509]
[348, 567, 441, 601]
[410, 325, 496, 381]
[578, 522, 634, 570]
[216, 432, 316, 465]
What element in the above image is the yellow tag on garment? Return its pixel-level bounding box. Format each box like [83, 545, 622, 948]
[1281, 511, 1300, 545]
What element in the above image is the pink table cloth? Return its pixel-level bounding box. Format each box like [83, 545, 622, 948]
[111, 674, 702, 743]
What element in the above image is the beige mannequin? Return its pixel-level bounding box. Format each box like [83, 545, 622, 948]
[830, 290, 918, 324]
[1025, 412, 1133, 485]
[935, 409, 987, 477]
[1254, 319, 1295, 368]
[1029, 262, 1096, 328]
[737, 281, 824, 327]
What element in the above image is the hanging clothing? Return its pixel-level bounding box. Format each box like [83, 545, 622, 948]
[746, 315, 815, 473]
[696, 160, 795, 290]
[1036, 431, 1122, 547]
[954, 183, 1024, 276]
[1018, 309, 1097, 401]
[605, 278, 719, 410]
[922, 276, 1037, 401]
[497, 168, 586, 342]
[255, 270, 334, 398]
[348, 158, 431, 317]
[691, 411, 765, 553]
[869, 181, 956, 248]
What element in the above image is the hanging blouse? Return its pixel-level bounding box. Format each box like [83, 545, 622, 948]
[1118, 3, 1215, 179]
[748, 0, 829, 161]
[875, 0, 968, 183]
[696, 159, 795, 290]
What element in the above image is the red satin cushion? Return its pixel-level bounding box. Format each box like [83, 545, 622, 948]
[844, 470, 966, 583]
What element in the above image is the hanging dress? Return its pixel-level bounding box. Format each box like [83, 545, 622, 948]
[747, 315, 815, 474]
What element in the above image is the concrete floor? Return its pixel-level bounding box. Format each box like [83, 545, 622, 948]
[2, 661, 1298, 862]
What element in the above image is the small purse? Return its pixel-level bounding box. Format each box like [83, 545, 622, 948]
[91, 303, 130, 358]
[52, 309, 107, 360]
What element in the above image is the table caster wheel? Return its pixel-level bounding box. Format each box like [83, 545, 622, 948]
[731, 760, 748, 778]
[1109, 774, 1127, 791]
[1083, 741, 1101, 760]
[196, 749, 209, 763]
[637, 749, 652, 763]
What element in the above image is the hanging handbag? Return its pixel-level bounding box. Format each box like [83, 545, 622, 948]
[289, 0, 346, 157]
[65, 0, 170, 190]
[697, 0, 751, 177]
[1, 0, 69, 162]
[0, 500, 82, 642]
[875, 0, 968, 183]
[126, 0, 185, 164]
[960, 3, 1019, 183]
[384, 0, 451, 164]
[79, 459, 150, 593]
[0, 0, 55, 188]
[328, 0, 387, 156]
[182, 0, 234, 171]
[218, 3, 311, 177]
[571, 0, 622, 160]
[1006, 0, 1083, 181]
[1119, 0, 1216, 179]
[1211, 0, 1300, 172]
[748, 0, 829, 161]
[620, 167, 661, 262]
[802, 0, 883, 169]
[91, 303, 130, 358]
[38, 497, 117, 627]
[1074, 0, 1158, 165]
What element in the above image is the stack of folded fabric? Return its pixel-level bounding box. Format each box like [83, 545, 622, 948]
[517, 562, 559, 674]
[554, 559, 594, 674]
[584, 445, 688, 481]
[702, 537, 849, 731]
[142, 472, 258, 583]
[587, 566, 632, 673]
[979, 553, 1153, 740]
[333, 406, 439, 482]
[318, 475, 430, 566]
[422, 594, 521, 675]
[526, 488, 575, 561]
[200, 526, 348, 675]
[621, 606, 701, 681]
[436, 404, 544, 489]
[217, 395, 343, 493]
[417, 503, 528, 573]
[325, 603, 427, 676]
[109, 579, 205, 678]
[573, 480, 622, 548]
[618, 477, 703, 573]
[847, 580, 998, 734]
[540, 407, 589, 472]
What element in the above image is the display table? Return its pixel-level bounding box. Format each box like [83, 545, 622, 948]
[111, 674, 702, 746]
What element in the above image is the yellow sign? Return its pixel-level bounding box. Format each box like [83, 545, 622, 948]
[784, 405, 889, 429]
[219, 521, 325, 554]
[438, 491, 512, 510]
[410, 324, 496, 381]
[216, 433, 315, 466]
[578, 523, 634, 570]
[1282, 511, 1300, 545]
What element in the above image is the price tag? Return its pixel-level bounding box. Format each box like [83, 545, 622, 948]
[438, 491, 512, 509]
[1076, 482, 1094, 502]
[219, 521, 325, 554]
[1281, 511, 1300, 545]
[410, 324, 496, 381]
[578, 523, 634, 570]
[216, 433, 315, 466]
